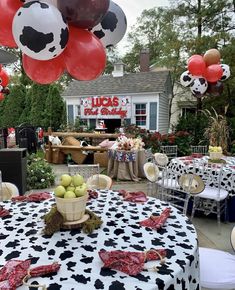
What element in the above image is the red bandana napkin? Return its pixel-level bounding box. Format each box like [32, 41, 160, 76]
[12, 192, 51, 202]
[140, 208, 171, 230]
[119, 190, 148, 203]
[0, 206, 10, 218]
[0, 259, 60, 290]
[99, 249, 166, 276]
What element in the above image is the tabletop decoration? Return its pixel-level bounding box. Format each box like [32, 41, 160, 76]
[140, 208, 171, 230]
[11, 192, 51, 202]
[99, 249, 166, 276]
[208, 145, 223, 160]
[116, 135, 145, 151]
[108, 149, 137, 162]
[43, 207, 102, 235]
[0, 206, 11, 218]
[119, 190, 148, 203]
[0, 259, 60, 290]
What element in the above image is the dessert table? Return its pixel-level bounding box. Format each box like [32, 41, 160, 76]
[170, 155, 235, 221]
[0, 191, 200, 290]
[107, 149, 146, 181]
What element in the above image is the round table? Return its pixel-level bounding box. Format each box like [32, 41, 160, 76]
[0, 191, 200, 290]
[170, 156, 235, 221]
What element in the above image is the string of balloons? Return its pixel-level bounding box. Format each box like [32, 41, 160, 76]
[0, 0, 127, 84]
[180, 49, 231, 97]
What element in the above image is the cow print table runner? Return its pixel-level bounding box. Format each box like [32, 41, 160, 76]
[0, 191, 200, 290]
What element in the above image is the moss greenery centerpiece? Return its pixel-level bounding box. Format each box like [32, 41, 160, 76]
[26, 154, 55, 190]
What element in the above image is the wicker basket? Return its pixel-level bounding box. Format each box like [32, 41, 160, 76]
[94, 152, 108, 167]
[55, 193, 88, 221]
[209, 152, 222, 160]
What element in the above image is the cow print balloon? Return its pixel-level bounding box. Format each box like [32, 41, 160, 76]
[190, 77, 208, 97]
[13, 1, 68, 61]
[90, 1, 127, 48]
[220, 64, 231, 81]
[180, 70, 194, 87]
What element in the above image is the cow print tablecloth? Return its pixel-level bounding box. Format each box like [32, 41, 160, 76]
[170, 156, 235, 196]
[0, 191, 200, 290]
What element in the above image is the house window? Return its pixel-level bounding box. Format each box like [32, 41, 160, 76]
[181, 107, 196, 118]
[135, 104, 146, 126]
[76, 105, 81, 116]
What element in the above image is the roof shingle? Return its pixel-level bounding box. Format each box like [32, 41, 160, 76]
[63, 70, 171, 96]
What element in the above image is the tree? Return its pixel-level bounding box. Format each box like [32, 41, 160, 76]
[43, 84, 66, 130]
[122, 1, 235, 143]
[28, 83, 50, 127]
[0, 83, 26, 127]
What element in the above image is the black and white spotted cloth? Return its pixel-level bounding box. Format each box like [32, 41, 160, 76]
[0, 191, 200, 290]
[170, 156, 235, 196]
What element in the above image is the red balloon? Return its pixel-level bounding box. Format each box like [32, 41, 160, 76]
[64, 26, 106, 81]
[57, 0, 110, 29]
[0, 92, 5, 101]
[187, 55, 206, 76]
[0, 69, 10, 87]
[0, 0, 22, 47]
[23, 53, 65, 84]
[203, 64, 223, 83]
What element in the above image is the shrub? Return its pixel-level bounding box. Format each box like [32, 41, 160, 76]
[26, 154, 55, 190]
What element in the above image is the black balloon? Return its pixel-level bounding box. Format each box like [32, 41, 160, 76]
[57, 0, 110, 29]
[206, 81, 224, 96]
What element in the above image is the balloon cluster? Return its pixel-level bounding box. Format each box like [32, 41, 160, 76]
[0, 65, 10, 101]
[180, 49, 231, 97]
[0, 0, 127, 84]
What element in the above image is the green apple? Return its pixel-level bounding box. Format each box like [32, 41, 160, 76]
[72, 174, 84, 187]
[60, 174, 72, 187]
[64, 191, 76, 199]
[66, 186, 75, 192]
[54, 185, 66, 197]
[75, 183, 87, 197]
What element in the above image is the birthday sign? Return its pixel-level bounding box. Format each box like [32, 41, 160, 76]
[80, 96, 132, 119]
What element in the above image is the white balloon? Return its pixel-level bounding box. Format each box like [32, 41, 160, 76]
[21, 0, 57, 7]
[13, 1, 68, 60]
[180, 70, 194, 87]
[220, 64, 231, 81]
[90, 1, 127, 48]
[190, 77, 208, 96]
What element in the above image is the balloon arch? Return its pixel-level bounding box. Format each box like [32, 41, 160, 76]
[0, 0, 127, 84]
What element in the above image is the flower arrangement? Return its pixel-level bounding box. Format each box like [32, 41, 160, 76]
[116, 135, 145, 151]
[26, 154, 55, 190]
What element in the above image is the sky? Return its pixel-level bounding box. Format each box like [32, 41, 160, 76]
[113, 0, 170, 54]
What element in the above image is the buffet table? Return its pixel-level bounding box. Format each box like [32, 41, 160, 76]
[0, 191, 200, 290]
[107, 149, 146, 181]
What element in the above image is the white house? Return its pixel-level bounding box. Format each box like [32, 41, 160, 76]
[62, 52, 173, 133]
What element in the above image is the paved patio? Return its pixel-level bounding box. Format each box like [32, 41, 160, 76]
[47, 164, 234, 254]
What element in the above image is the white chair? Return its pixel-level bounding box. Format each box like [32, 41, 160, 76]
[157, 166, 191, 214]
[199, 246, 235, 289]
[143, 162, 160, 197]
[190, 145, 208, 155]
[190, 162, 229, 231]
[86, 174, 112, 190]
[68, 164, 100, 182]
[160, 145, 178, 160]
